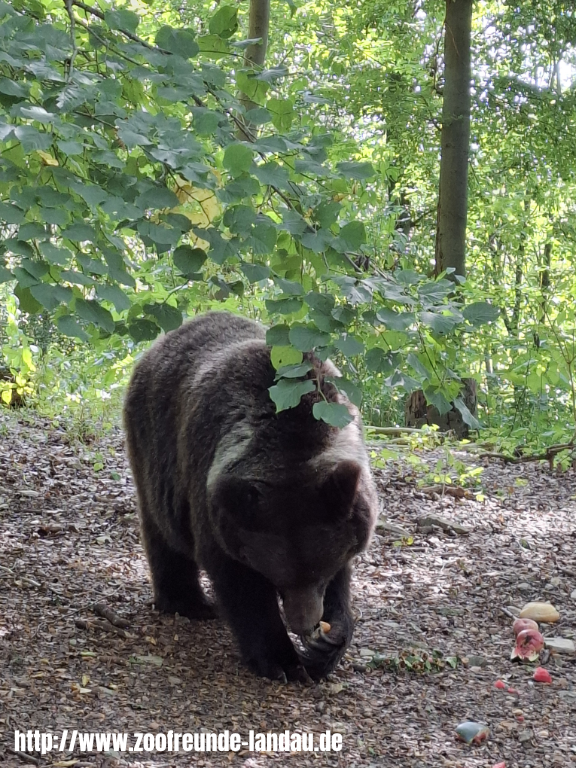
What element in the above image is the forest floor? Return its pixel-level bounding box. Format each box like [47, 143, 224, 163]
[0, 411, 575, 768]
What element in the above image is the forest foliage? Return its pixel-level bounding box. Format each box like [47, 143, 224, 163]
[0, 0, 575, 453]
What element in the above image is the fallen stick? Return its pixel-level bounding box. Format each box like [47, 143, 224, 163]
[75, 617, 129, 638]
[93, 602, 130, 629]
[7, 748, 41, 766]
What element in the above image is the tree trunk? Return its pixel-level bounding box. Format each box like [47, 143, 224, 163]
[435, 0, 472, 279]
[405, 378, 477, 439]
[237, 0, 270, 140]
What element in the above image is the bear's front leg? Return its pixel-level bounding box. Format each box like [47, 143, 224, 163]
[210, 555, 310, 683]
[301, 564, 354, 680]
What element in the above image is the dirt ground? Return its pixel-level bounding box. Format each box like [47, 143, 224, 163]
[0, 411, 575, 768]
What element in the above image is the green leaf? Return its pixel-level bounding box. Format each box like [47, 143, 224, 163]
[339, 221, 366, 249]
[243, 107, 272, 125]
[236, 70, 269, 104]
[289, 325, 331, 351]
[15, 285, 41, 314]
[424, 388, 452, 416]
[96, 285, 131, 313]
[145, 303, 182, 332]
[332, 377, 362, 406]
[6, 239, 34, 258]
[224, 205, 256, 234]
[191, 107, 223, 134]
[267, 97, 294, 132]
[14, 125, 52, 151]
[268, 378, 315, 412]
[420, 311, 459, 334]
[462, 302, 501, 326]
[336, 161, 376, 180]
[29, 283, 65, 311]
[365, 347, 396, 375]
[304, 292, 335, 314]
[275, 277, 303, 296]
[312, 401, 353, 428]
[137, 188, 180, 211]
[105, 9, 140, 32]
[57, 140, 83, 155]
[173, 245, 207, 275]
[208, 6, 238, 38]
[454, 397, 481, 430]
[249, 223, 277, 254]
[60, 270, 94, 286]
[18, 222, 47, 241]
[13, 267, 40, 288]
[241, 262, 270, 282]
[0, 201, 24, 224]
[128, 319, 160, 342]
[75, 298, 115, 333]
[266, 324, 290, 346]
[0, 265, 14, 283]
[197, 35, 230, 60]
[57, 315, 89, 341]
[334, 334, 364, 356]
[223, 144, 254, 178]
[137, 220, 181, 246]
[61, 223, 96, 242]
[270, 346, 303, 369]
[377, 308, 415, 331]
[407, 353, 432, 381]
[275, 361, 312, 378]
[253, 161, 290, 188]
[265, 297, 303, 315]
[155, 26, 199, 58]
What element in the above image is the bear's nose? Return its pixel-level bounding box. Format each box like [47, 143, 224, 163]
[282, 587, 324, 635]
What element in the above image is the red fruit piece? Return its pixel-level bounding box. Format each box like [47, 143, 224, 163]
[494, 679, 506, 689]
[511, 628, 544, 661]
[507, 687, 519, 695]
[533, 667, 552, 683]
[492, 763, 506, 768]
[513, 618, 539, 636]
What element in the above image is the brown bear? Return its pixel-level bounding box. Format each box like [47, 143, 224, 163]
[124, 311, 378, 682]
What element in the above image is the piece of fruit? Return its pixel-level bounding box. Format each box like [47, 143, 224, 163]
[455, 721, 490, 744]
[510, 628, 545, 661]
[533, 667, 552, 683]
[519, 602, 559, 623]
[319, 621, 331, 633]
[513, 618, 539, 635]
[494, 679, 506, 689]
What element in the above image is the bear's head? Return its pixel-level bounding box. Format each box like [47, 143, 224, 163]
[208, 459, 374, 635]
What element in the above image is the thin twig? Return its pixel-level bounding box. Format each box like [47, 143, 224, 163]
[7, 749, 41, 766]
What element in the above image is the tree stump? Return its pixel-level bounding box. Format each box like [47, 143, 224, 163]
[405, 379, 477, 439]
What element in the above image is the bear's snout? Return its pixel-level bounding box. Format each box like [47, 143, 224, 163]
[282, 587, 324, 635]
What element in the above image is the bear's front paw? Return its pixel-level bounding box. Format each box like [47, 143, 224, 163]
[300, 622, 351, 680]
[247, 654, 312, 684]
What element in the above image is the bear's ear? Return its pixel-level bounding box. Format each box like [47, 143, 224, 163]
[210, 475, 260, 527]
[320, 460, 361, 517]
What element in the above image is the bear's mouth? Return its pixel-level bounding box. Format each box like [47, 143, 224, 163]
[282, 587, 324, 635]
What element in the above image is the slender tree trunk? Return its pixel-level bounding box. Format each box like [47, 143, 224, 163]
[435, 0, 472, 279]
[237, 0, 270, 140]
[534, 242, 551, 349]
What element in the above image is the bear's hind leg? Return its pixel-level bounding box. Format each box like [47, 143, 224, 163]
[141, 513, 216, 621]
